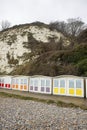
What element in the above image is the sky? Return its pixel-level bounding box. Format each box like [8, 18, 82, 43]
[0, 0, 87, 26]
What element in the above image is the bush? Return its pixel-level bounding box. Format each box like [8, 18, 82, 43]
[77, 59, 87, 76]
[61, 44, 87, 63]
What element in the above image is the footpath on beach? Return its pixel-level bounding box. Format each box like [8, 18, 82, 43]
[0, 88, 87, 109]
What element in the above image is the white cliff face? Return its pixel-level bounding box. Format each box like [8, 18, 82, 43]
[0, 24, 70, 74]
[27, 26, 62, 42]
[0, 30, 30, 73]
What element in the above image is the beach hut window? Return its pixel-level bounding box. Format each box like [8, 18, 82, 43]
[54, 80, 58, 87]
[60, 80, 65, 87]
[34, 79, 38, 87]
[2, 79, 4, 83]
[41, 87, 44, 91]
[46, 87, 50, 92]
[30, 79, 33, 86]
[69, 80, 74, 88]
[46, 80, 50, 87]
[21, 79, 23, 84]
[30, 79, 33, 90]
[24, 79, 27, 84]
[16, 79, 19, 84]
[76, 80, 81, 88]
[41, 80, 45, 87]
[12, 79, 15, 84]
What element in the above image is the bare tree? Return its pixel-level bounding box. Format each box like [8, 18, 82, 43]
[66, 18, 86, 36]
[1, 20, 11, 30]
[49, 21, 67, 35]
[49, 18, 86, 37]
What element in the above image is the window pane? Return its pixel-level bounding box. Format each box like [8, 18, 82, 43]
[69, 80, 74, 88]
[21, 79, 23, 84]
[54, 80, 58, 87]
[46, 80, 50, 87]
[2, 79, 4, 83]
[60, 80, 65, 87]
[30, 86, 33, 90]
[34, 79, 38, 86]
[41, 87, 44, 92]
[46, 87, 50, 92]
[24, 79, 27, 84]
[41, 80, 45, 87]
[16, 79, 19, 84]
[76, 80, 81, 88]
[12, 79, 15, 84]
[30, 79, 33, 86]
[35, 87, 38, 91]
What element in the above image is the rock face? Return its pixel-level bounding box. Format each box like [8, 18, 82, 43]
[0, 22, 70, 74]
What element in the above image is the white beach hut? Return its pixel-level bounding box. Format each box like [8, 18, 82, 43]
[29, 75, 52, 94]
[0, 75, 12, 89]
[11, 75, 29, 91]
[53, 75, 84, 97]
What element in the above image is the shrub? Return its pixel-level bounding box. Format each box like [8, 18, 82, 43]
[77, 59, 87, 76]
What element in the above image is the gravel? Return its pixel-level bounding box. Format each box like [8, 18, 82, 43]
[0, 97, 87, 130]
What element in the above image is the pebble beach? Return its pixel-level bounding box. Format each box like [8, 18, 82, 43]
[0, 97, 87, 130]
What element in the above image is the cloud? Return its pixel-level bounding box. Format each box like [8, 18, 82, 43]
[0, 0, 87, 25]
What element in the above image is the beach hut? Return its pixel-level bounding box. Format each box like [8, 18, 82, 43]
[29, 75, 52, 94]
[53, 75, 84, 97]
[67, 75, 84, 97]
[53, 75, 67, 96]
[86, 78, 87, 98]
[0, 75, 12, 89]
[11, 75, 29, 91]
